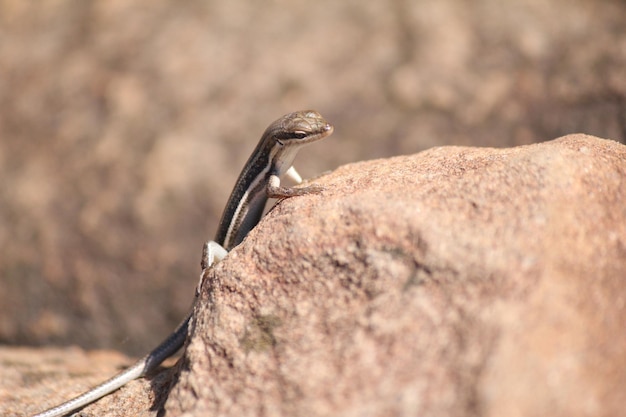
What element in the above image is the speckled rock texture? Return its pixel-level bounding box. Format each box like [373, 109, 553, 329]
[13, 134, 623, 417]
[168, 134, 626, 417]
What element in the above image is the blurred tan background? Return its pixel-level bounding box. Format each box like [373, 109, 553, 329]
[1, 0, 624, 356]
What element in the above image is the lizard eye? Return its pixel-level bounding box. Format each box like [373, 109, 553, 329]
[292, 131, 307, 139]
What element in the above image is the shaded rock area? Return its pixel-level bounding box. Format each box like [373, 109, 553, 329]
[2, 0, 626, 355]
[11, 134, 626, 417]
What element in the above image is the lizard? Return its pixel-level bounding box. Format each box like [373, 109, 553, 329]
[31, 110, 334, 417]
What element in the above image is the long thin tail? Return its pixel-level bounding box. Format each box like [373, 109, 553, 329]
[32, 314, 191, 417]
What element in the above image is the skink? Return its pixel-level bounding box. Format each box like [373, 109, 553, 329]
[32, 110, 334, 417]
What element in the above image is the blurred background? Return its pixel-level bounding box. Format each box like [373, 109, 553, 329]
[1, 0, 624, 356]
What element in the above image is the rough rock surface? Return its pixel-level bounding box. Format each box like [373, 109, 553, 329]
[12, 134, 625, 417]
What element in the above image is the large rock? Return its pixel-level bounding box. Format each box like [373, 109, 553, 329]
[14, 134, 626, 417]
[173, 134, 626, 416]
